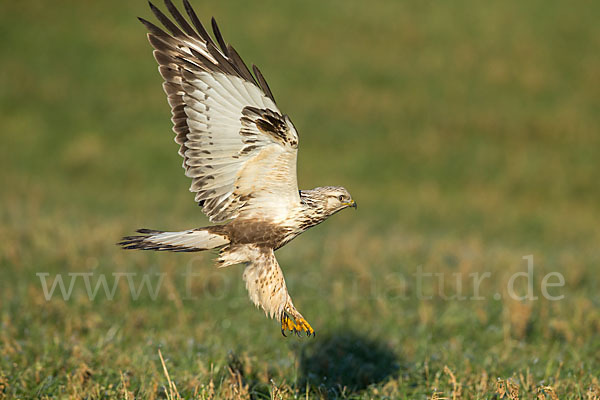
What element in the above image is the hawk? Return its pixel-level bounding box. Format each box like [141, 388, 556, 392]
[119, 0, 356, 337]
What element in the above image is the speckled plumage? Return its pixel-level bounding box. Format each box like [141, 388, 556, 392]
[119, 0, 356, 336]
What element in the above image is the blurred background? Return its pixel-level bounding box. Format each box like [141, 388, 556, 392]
[1, 0, 599, 398]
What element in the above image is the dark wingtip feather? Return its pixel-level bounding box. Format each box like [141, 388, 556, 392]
[149, 0, 185, 38]
[205, 42, 237, 76]
[138, 16, 170, 38]
[148, 1, 159, 14]
[137, 228, 163, 234]
[211, 17, 229, 56]
[138, 16, 154, 28]
[253, 64, 276, 103]
[183, 0, 213, 44]
[163, 0, 200, 39]
[227, 45, 257, 84]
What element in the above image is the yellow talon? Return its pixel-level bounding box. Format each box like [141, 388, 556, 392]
[281, 314, 315, 337]
[296, 317, 315, 336]
[286, 317, 295, 331]
[281, 314, 296, 336]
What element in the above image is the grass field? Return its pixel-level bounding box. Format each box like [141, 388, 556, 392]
[1, 0, 599, 398]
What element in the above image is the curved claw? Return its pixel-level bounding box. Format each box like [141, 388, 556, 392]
[280, 312, 315, 338]
[281, 313, 295, 337]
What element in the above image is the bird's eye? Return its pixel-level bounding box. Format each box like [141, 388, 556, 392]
[338, 195, 345, 202]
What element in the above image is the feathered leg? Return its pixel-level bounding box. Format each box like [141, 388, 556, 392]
[230, 245, 315, 337]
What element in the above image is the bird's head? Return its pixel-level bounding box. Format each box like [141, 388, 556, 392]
[306, 186, 357, 215]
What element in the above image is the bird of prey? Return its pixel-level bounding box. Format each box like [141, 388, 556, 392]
[119, 0, 356, 337]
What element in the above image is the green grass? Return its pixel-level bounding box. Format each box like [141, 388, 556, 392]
[1, 0, 599, 398]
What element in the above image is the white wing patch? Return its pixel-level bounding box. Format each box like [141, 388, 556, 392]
[141, 1, 301, 223]
[180, 71, 297, 222]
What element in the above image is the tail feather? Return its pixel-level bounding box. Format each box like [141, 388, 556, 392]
[118, 227, 229, 252]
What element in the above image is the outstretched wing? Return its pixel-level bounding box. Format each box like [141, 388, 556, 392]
[140, 0, 301, 222]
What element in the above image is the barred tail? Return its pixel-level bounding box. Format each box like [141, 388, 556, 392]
[118, 227, 229, 252]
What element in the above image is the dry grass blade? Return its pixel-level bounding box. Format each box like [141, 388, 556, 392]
[430, 391, 448, 400]
[443, 366, 461, 400]
[120, 371, 133, 400]
[158, 349, 181, 400]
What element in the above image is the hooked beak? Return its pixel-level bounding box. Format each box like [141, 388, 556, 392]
[345, 200, 357, 209]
